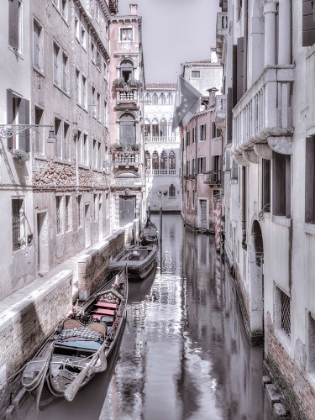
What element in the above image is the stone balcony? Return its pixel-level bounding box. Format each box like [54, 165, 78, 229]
[216, 12, 228, 60]
[215, 95, 227, 129]
[115, 88, 139, 108]
[113, 151, 139, 169]
[233, 65, 294, 164]
[144, 136, 177, 143]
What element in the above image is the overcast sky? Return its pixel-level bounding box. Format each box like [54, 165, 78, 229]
[118, 0, 220, 84]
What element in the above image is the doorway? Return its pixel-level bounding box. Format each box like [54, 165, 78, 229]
[119, 195, 136, 226]
[37, 211, 49, 274]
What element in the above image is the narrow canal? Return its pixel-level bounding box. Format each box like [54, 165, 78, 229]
[13, 214, 273, 420]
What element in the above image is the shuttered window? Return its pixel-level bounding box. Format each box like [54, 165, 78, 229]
[6, 90, 30, 151]
[9, 0, 21, 52]
[273, 153, 291, 217]
[237, 37, 245, 103]
[33, 20, 42, 70]
[303, 0, 315, 47]
[305, 136, 315, 223]
[12, 198, 23, 251]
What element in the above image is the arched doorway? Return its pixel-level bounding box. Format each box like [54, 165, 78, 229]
[248, 220, 264, 339]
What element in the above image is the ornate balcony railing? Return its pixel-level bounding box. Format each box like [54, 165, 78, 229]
[144, 136, 177, 143]
[113, 152, 139, 167]
[146, 169, 177, 175]
[233, 65, 294, 154]
[204, 171, 221, 185]
[116, 88, 138, 104]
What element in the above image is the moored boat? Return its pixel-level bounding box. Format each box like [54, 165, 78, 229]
[109, 244, 157, 281]
[22, 265, 128, 405]
[140, 217, 158, 245]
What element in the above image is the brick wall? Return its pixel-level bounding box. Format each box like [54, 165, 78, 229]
[265, 312, 315, 420]
[78, 229, 125, 300]
[0, 270, 72, 416]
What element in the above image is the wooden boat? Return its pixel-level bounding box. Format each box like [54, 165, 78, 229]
[109, 244, 157, 281]
[140, 217, 158, 245]
[22, 265, 128, 405]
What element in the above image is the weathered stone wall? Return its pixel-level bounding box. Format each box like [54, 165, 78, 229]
[77, 229, 125, 300]
[0, 270, 72, 416]
[265, 312, 315, 420]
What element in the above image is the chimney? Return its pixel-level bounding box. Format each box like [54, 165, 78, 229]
[129, 4, 138, 15]
[210, 47, 218, 63]
[208, 88, 218, 108]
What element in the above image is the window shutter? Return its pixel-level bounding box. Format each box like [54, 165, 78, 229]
[9, 0, 19, 50]
[227, 87, 233, 144]
[212, 121, 216, 138]
[7, 90, 13, 149]
[232, 45, 237, 107]
[303, 0, 315, 46]
[237, 37, 245, 102]
[19, 99, 30, 152]
[202, 157, 206, 174]
[210, 155, 215, 172]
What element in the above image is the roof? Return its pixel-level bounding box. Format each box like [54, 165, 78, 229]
[145, 83, 176, 89]
[182, 59, 212, 65]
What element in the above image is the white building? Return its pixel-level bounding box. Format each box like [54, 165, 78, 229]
[217, 0, 315, 417]
[144, 84, 181, 212]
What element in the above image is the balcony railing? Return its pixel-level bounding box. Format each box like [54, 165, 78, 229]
[146, 169, 177, 175]
[144, 136, 177, 143]
[116, 88, 138, 104]
[113, 152, 139, 167]
[215, 95, 227, 129]
[233, 66, 294, 154]
[204, 171, 221, 185]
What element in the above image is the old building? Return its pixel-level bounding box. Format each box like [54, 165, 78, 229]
[108, 4, 146, 229]
[216, 0, 315, 418]
[144, 83, 181, 212]
[181, 54, 223, 232]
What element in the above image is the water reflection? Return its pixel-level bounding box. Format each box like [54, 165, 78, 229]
[101, 215, 272, 419]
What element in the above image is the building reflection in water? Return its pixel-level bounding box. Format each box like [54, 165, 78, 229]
[101, 214, 269, 420]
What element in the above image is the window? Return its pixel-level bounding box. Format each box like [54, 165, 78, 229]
[34, 107, 44, 155]
[212, 122, 221, 139]
[98, 141, 101, 169]
[63, 122, 70, 160]
[55, 118, 62, 158]
[192, 190, 195, 208]
[152, 151, 159, 171]
[160, 119, 167, 139]
[199, 124, 206, 141]
[262, 159, 270, 211]
[231, 158, 239, 180]
[9, 0, 22, 53]
[75, 16, 80, 40]
[280, 290, 291, 337]
[186, 131, 190, 147]
[82, 76, 87, 108]
[160, 150, 167, 173]
[145, 93, 151, 104]
[12, 198, 24, 251]
[167, 93, 172, 105]
[120, 113, 136, 147]
[169, 184, 175, 198]
[56, 195, 62, 234]
[65, 195, 71, 232]
[93, 139, 97, 168]
[94, 194, 98, 221]
[197, 157, 206, 174]
[62, 53, 69, 93]
[33, 20, 43, 71]
[186, 190, 189, 208]
[307, 313, 315, 374]
[95, 1, 99, 21]
[303, 0, 315, 46]
[152, 120, 159, 137]
[96, 93, 100, 120]
[7, 90, 30, 151]
[192, 127, 196, 143]
[83, 134, 89, 165]
[145, 151, 151, 170]
[169, 150, 176, 172]
[120, 27, 133, 41]
[104, 101, 107, 126]
[305, 136, 315, 224]
[273, 153, 291, 218]
[61, 0, 68, 21]
[120, 60, 133, 82]
[53, 43, 60, 85]
[76, 70, 80, 103]
[77, 195, 82, 227]
[191, 70, 200, 78]
[96, 50, 101, 70]
[91, 41, 95, 62]
[152, 93, 158, 105]
[81, 25, 87, 49]
[191, 158, 195, 177]
[160, 93, 166, 105]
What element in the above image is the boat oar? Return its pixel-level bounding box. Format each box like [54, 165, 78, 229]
[64, 340, 107, 402]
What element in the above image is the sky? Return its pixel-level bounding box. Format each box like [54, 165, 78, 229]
[118, 0, 220, 84]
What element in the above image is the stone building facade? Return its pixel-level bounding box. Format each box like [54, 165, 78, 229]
[144, 83, 181, 212]
[181, 56, 223, 232]
[108, 4, 146, 230]
[216, 0, 315, 418]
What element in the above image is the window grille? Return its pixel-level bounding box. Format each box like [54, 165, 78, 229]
[12, 199, 23, 251]
[280, 290, 291, 337]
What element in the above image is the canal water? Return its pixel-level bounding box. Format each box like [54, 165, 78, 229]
[13, 214, 273, 420]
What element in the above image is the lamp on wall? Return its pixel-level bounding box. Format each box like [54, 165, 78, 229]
[0, 124, 55, 143]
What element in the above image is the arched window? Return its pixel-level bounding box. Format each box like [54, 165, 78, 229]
[152, 93, 158, 105]
[145, 93, 151, 104]
[145, 150, 151, 169]
[144, 119, 151, 139]
[160, 118, 167, 139]
[168, 119, 173, 138]
[169, 150, 176, 170]
[120, 113, 136, 147]
[152, 119, 159, 138]
[160, 93, 166, 105]
[152, 151, 159, 170]
[120, 60, 133, 83]
[160, 150, 167, 171]
[169, 184, 176, 197]
[167, 93, 173, 105]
